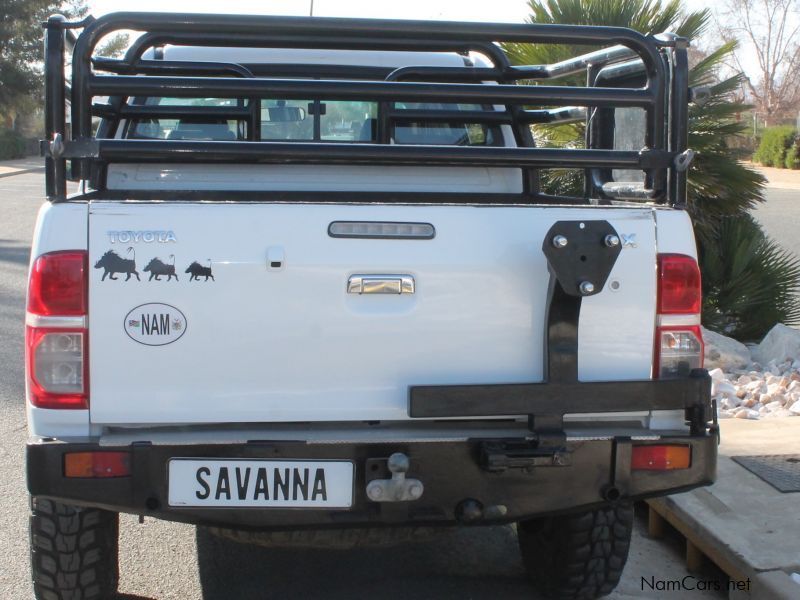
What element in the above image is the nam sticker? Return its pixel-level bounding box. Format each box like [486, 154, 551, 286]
[124, 303, 187, 346]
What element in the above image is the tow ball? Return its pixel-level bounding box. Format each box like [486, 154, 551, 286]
[365, 453, 424, 502]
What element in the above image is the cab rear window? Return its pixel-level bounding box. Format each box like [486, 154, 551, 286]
[126, 98, 500, 146]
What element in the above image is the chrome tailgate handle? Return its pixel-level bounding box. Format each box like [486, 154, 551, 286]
[348, 275, 415, 295]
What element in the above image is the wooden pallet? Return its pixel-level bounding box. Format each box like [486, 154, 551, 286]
[645, 497, 751, 582]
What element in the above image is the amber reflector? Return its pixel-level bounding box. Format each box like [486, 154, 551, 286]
[631, 445, 691, 470]
[64, 452, 131, 478]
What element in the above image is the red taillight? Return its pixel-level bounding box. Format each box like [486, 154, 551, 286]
[28, 251, 87, 316]
[26, 250, 88, 409]
[657, 254, 701, 314]
[64, 452, 130, 478]
[631, 445, 691, 470]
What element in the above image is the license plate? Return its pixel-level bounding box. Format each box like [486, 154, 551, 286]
[168, 459, 354, 508]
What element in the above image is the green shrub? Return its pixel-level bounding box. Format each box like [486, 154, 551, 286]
[785, 141, 800, 170]
[699, 214, 800, 341]
[753, 125, 797, 167]
[0, 128, 27, 160]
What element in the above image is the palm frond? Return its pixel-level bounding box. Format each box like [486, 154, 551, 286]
[503, 0, 793, 341]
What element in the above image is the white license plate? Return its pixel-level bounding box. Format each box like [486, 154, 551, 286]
[168, 459, 354, 508]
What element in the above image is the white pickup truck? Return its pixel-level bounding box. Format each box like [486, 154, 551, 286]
[27, 12, 716, 600]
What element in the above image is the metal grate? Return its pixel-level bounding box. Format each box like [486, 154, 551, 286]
[731, 454, 800, 493]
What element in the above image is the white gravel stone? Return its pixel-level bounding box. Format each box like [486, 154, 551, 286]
[708, 368, 725, 381]
[703, 326, 800, 419]
[707, 324, 800, 420]
[713, 381, 737, 397]
[734, 408, 760, 419]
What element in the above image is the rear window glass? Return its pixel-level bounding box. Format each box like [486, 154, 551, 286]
[125, 98, 500, 145]
[128, 97, 244, 141]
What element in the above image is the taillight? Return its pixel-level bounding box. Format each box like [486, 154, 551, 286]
[657, 254, 701, 314]
[654, 254, 702, 379]
[26, 251, 88, 409]
[28, 251, 87, 315]
[64, 451, 130, 478]
[631, 445, 691, 470]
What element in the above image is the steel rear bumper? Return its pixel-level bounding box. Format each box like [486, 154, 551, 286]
[27, 431, 716, 530]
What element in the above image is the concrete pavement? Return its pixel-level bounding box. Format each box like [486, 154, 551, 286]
[648, 419, 800, 599]
[0, 156, 44, 179]
[750, 163, 800, 191]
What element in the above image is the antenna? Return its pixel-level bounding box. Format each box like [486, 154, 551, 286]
[309, 0, 314, 17]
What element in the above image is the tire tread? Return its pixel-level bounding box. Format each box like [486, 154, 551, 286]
[518, 503, 633, 599]
[30, 498, 119, 600]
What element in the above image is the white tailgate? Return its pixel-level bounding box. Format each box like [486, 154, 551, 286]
[88, 202, 656, 424]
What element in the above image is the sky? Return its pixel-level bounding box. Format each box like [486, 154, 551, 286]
[84, 0, 768, 77]
[88, 0, 533, 22]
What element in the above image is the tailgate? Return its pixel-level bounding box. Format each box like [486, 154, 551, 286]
[88, 202, 656, 424]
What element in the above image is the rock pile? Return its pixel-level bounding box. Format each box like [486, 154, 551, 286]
[705, 324, 800, 419]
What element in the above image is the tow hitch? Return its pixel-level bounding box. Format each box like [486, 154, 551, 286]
[365, 453, 424, 502]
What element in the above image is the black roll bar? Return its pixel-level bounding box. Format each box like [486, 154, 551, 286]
[42, 11, 689, 204]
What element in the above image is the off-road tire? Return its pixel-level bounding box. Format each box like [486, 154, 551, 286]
[30, 497, 119, 600]
[517, 502, 633, 599]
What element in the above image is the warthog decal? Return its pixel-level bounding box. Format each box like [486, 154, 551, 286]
[94, 248, 140, 281]
[144, 255, 179, 281]
[186, 261, 215, 281]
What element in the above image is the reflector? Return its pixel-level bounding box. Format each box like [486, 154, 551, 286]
[64, 452, 131, 478]
[631, 445, 691, 470]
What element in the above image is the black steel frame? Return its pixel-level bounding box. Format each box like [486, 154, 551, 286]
[43, 12, 691, 204]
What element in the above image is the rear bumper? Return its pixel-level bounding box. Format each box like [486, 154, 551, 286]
[27, 431, 717, 530]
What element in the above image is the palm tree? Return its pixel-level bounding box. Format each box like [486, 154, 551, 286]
[503, 0, 800, 340]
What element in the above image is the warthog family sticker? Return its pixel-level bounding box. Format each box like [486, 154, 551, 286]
[95, 248, 140, 281]
[124, 303, 187, 346]
[143, 255, 179, 281]
[95, 250, 218, 283]
[186, 261, 215, 281]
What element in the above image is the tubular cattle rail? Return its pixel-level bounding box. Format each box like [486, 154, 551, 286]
[42, 12, 691, 204]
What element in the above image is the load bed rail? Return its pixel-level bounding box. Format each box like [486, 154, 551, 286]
[43, 12, 690, 204]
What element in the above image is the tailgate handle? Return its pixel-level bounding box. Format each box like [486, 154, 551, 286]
[348, 274, 415, 295]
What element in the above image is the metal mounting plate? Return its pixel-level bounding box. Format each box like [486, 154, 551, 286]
[542, 220, 622, 297]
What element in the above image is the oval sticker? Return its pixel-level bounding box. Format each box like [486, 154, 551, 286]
[124, 303, 187, 346]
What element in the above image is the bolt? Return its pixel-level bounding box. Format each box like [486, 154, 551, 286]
[604, 234, 620, 248]
[552, 235, 568, 248]
[367, 484, 383, 500]
[408, 483, 423, 499]
[579, 281, 595, 295]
